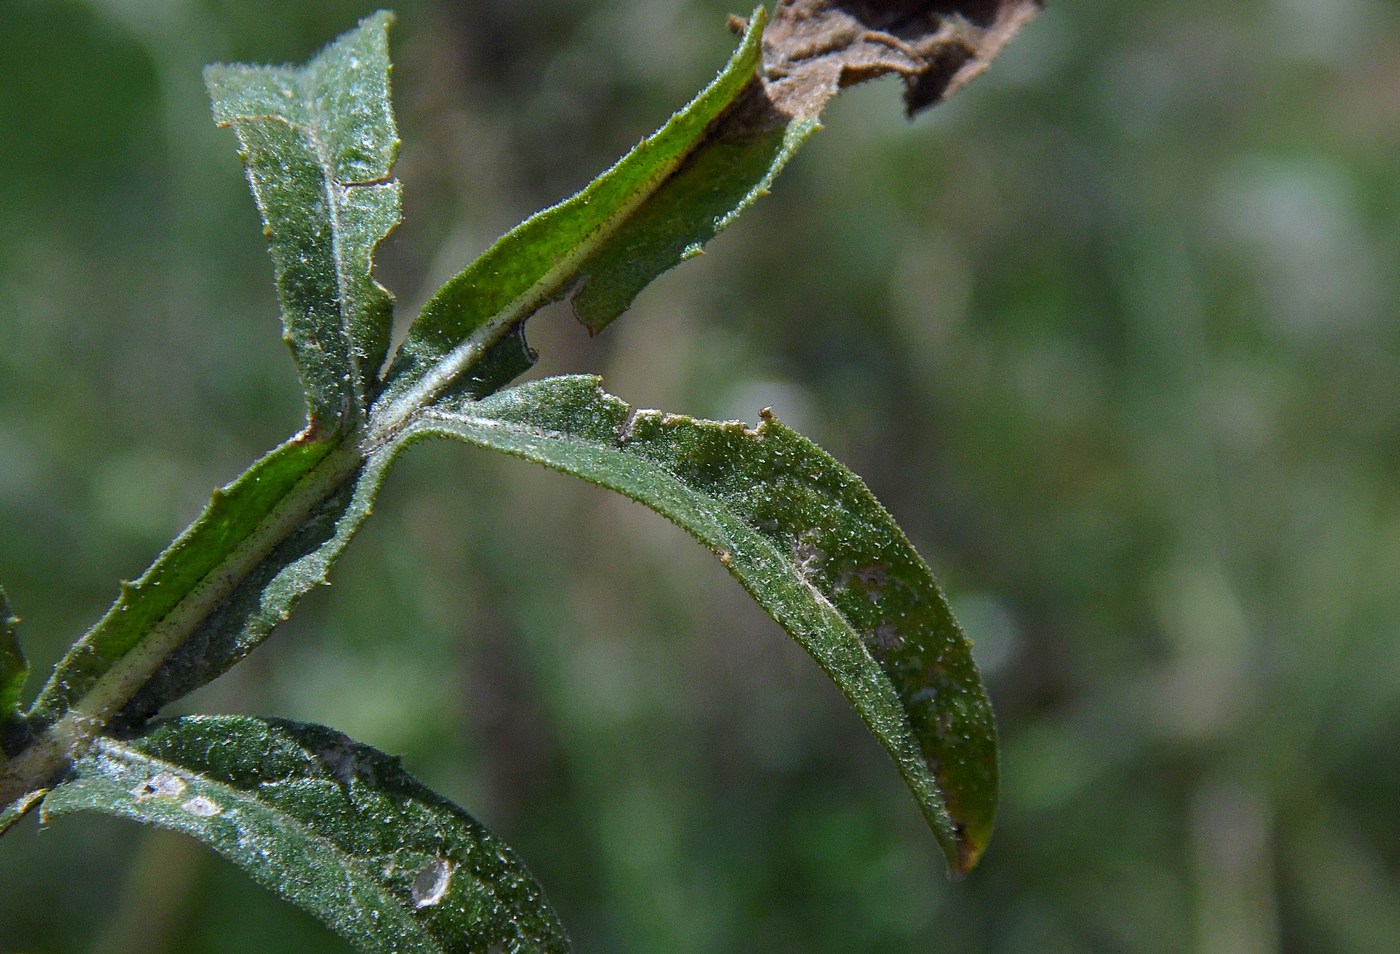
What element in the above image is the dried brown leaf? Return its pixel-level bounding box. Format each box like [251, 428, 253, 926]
[730, 0, 1043, 124]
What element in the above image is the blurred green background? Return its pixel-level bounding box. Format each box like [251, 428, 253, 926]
[3, 0, 1400, 950]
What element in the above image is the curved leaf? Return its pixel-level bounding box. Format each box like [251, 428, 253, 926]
[401, 377, 997, 875]
[43, 717, 568, 953]
[207, 10, 401, 435]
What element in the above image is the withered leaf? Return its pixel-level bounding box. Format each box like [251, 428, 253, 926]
[731, 0, 1043, 123]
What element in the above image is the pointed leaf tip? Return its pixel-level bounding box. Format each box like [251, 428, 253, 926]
[401, 376, 998, 875]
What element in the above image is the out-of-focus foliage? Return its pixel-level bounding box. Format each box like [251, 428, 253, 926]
[2, 0, 1399, 951]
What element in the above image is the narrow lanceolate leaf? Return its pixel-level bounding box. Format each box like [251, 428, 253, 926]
[112, 446, 397, 728]
[44, 717, 568, 953]
[374, 2, 1042, 427]
[26, 437, 345, 728]
[373, 10, 768, 423]
[4, 434, 394, 813]
[208, 10, 401, 436]
[401, 377, 998, 875]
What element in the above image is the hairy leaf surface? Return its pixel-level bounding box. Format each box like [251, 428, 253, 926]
[44, 717, 568, 953]
[402, 377, 997, 874]
[207, 10, 400, 435]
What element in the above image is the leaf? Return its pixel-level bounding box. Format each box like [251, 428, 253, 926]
[207, 10, 401, 436]
[400, 377, 998, 875]
[27, 437, 346, 727]
[43, 717, 568, 953]
[15, 13, 409, 777]
[373, 2, 1041, 423]
[112, 446, 397, 729]
[0, 587, 26, 723]
[756, 0, 1045, 119]
[565, 103, 815, 336]
[371, 8, 771, 422]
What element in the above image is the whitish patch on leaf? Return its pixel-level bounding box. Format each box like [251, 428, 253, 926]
[43, 717, 569, 952]
[181, 795, 222, 818]
[130, 771, 187, 801]
[412, 859, 453, 909]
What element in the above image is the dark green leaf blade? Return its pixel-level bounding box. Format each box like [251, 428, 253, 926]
[13, 439, 395, 805]
[27, 437, 345, 727]
[403, 377, 998, 875]
[567, 114, 814, 334]
[372, 8, 769, 420]
[43, 717, 568, 953]
[27, 434, 338, 722]
[112, 446, 398, 728]
[0, 587, 26, 721]
[207, 10, 400, 435]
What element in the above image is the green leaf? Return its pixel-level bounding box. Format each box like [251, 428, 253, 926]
[43, 717, 568, 953]
[0, 587, 26, 721]
[372, 7, 772, 422]
[112, 446, 398, 728]
[373, 2, 1042, 425]
[207, 10, 400, 436]
[567, 117, 814, 334]
[12, 13, 409, 793]
[28, 437, 346, 727]
[400, 377, 998, 875]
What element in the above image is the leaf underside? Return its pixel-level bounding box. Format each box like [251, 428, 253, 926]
[402, 376, 998, 874]
[112, 448, 396, 729]
[43, 717, 568, 954]
[376, 7, 772, 411]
